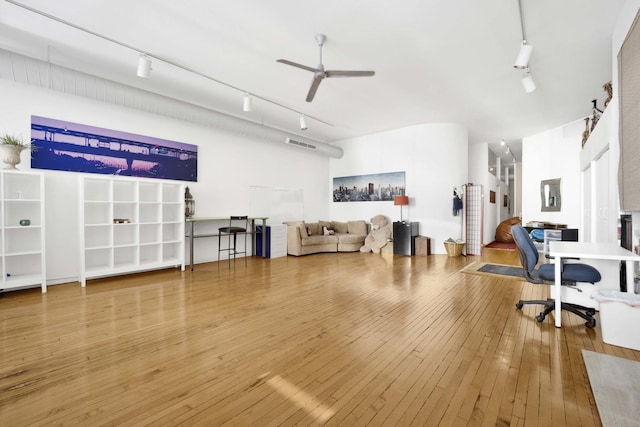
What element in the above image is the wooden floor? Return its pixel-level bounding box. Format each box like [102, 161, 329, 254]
[1, 249, 639, 426]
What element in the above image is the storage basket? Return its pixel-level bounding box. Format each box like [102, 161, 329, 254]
[444, 241, 465, 257]
[593, 290, 640, 351]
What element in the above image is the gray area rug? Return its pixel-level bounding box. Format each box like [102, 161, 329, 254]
[582, 349, 640, 426]
[460, 262, 524, 281]
[477, 263, 523, 278]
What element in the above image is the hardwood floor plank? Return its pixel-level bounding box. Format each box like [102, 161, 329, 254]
[1, 251, 636, 426]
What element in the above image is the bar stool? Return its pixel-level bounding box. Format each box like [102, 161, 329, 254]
[218, 216, 249, 269]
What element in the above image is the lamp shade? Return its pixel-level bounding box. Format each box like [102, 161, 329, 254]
[394, 195, 409, 206]
[514, 43, 533, 69]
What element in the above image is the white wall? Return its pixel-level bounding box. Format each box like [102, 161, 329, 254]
[488, 162, 509, 243]
[468, 142, 487, 187]
[468, 142, 505, 244]
[522, 121, 583, 228]
[514, 162, 522, 218]
[0, 79, 331, 284]
[330, 123, 468, 254]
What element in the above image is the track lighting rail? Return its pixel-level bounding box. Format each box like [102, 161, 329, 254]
[5, 0, 333, 128]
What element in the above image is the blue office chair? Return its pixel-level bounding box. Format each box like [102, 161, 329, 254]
[511, 225, 601, 328]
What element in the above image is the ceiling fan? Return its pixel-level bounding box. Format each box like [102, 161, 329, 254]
[277, 33, 375, 102]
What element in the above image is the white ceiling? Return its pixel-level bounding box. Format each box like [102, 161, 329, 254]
[0, 0, 625, 167]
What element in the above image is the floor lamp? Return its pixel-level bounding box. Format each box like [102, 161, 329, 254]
[394, 195, 409, 222]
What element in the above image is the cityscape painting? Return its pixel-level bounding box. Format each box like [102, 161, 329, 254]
[30, 115, 197, 181]
[333, 171, 405, 202]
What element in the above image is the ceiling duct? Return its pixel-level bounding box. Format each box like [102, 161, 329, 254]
[0, 48, 344, 158]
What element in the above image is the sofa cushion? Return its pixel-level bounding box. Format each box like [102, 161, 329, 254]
[331, 221, 348, 234]
[319, 220, 331, 230]
[301, 234, 338, 245]
[338, 233, 366, 244]
[307, 222, 320, 236]
[298, 224, 309, 239]
[347, 220, 368, 236]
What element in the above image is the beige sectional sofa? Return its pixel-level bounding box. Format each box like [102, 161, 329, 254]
[285, 220, 369, 256]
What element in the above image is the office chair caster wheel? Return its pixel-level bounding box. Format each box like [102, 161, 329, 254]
[586, 318, 596, 328]
[516, 302, 524, 310]
[535, 313, 546, 322]
[586, 308, 596, 316]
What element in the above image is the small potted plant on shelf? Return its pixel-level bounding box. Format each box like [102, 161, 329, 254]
[0, 134, 37, 169]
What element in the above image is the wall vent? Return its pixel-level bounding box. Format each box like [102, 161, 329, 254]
[285, 137, 317, 150]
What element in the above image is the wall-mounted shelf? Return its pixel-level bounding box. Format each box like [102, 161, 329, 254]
[79, 175, 184, 286]
[0, 170, 46, 293]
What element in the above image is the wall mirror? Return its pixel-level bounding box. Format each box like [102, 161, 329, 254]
[540, 178, 561, 212]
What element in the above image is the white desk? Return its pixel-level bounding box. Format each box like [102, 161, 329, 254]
[548, 241, 640, 327]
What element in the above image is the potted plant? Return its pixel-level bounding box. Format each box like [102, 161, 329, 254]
[0, 134, 36, 169]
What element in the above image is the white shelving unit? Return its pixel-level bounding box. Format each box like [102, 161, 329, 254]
[0, 170, 46, 293]
[79, 175, 185, 286]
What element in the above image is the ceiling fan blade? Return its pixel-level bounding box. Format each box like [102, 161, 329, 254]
[325, 70, 375, 78]
[277, 59, 317, 73]
[278, 34, 376, 101]
[306, 76, 324, 102]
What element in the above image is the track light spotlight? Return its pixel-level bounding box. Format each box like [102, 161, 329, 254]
[521, 68, 536, 93]
[514, 41, 533, 69]
[243, 93, 252, 112]
[137, 53, 152, 78]
[300, 114, 308, 130]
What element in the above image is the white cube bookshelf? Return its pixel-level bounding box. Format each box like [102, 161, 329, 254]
[79, 175, 185, 286]
[0, 170, 46, 293]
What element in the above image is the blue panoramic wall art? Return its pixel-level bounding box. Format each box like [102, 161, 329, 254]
[30, 116, 197, 182]
[333, 171, 405, 202]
